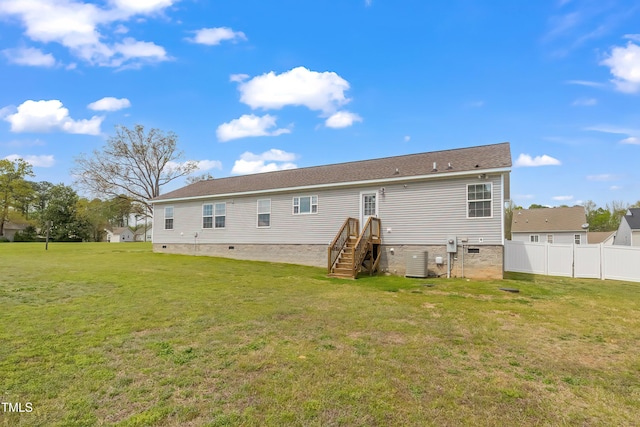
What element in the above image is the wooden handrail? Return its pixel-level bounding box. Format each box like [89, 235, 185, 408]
[352, 217, 381, 276]
[328, 217, 359, 273]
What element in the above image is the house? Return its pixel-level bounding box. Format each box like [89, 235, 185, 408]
[511, 206, 588, 245]
[1, 221, 28, 241]
[105, 227, 135, 243]
[613, 208, 640, 246]
[587, 231, 615, 245]
[152, 142, 512, 279]
[134, 225, 152, 242]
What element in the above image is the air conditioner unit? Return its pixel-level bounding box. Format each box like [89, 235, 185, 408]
[405, 251, 428, 278]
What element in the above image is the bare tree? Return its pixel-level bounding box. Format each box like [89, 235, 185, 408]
[74, 125, 198, 214]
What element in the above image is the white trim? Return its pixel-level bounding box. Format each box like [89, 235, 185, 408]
[292, 195, 318, 215]
[359, 190, 379, 227]
[466, 182, 493, 219]
[500, 174, 505, 245]
[257, 198, 271, 228]
[202, 203, 213, 229]
[153, 167, 511, 205]
[164, 206, 174, 230]
[214, 202, 226, 229]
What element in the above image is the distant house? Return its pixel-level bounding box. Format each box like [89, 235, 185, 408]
[134, 225, 152, 242]
[105, 227, 135, 243]
[511, 206, 588, 244]
[614, 208, 640, 246]
[587, 231, 616, 245]
[1, 221, 28, 242]
[151, 142, 512, 279]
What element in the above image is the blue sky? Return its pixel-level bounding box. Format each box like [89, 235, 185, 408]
[1, 0, 639, 208]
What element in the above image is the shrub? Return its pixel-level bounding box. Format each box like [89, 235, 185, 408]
[13, 226, 38, 242]
[0, 237, 10, 243]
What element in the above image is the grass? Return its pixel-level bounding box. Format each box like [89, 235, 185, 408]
[1, 242, 639, 426]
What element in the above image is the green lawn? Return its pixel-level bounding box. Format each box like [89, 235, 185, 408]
[1, 243, 639, 426]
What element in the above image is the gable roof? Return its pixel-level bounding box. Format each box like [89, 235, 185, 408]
[511, 206, 587, 233]
[587, 231, 615, 244]
[154, 142, 511, 202]
[623, 208, 640, 230]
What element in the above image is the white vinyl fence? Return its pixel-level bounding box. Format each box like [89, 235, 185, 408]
[504, 241, 640, 282]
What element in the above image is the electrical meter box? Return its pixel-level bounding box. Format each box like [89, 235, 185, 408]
[446, 236, 457, 253]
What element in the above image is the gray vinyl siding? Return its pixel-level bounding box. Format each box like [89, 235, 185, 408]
[614, 219, 632, 246]
[153, 174, 506, 246]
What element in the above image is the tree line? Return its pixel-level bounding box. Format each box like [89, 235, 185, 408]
[1, 125, 197, 242]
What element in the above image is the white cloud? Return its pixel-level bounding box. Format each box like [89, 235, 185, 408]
[235, 66, 351, 114]
[552, 195, 574, 201]
[585, 125, 640, 144]
[325, 111, 362, 128]
[0, 0, 175, 68]
[187, 27, 247, 45]
[610, 185, 622, 190]
[4, 154, 55, 167]
[565, 80, 605, 87]
[404, 135, 410, 142]
[465, 100, 485, 108]
[231, 149, 297, 175]
[624, 34, 640, 42]
[110, 0, 175, 15]
[601, 42, 640, 93]
[216, 114, 290, 142]
[4, 100, 103, 135]
[2, 47, 55, 67]
[514, 153, 562, 167]
[572, 97, 597, 106]
[586, 174, 617, 181]
[87, 97, 131, 111]
[195, 159, 222, 171]
[230, 73, 249, 83]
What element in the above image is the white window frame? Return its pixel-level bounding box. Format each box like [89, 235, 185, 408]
[293, 195, 318, 215]
[202, 203, 213, 229]
[530, 234, 539, 243]
[214, 202, 226, 229]
[164, 206, 174, 230]
[467, 183, 493, 218]
[257, 199, 271, 228]
[547, 234, 554, 244]
[574, 234, 581, 245]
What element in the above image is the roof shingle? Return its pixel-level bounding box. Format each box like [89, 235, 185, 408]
[154, 142, 511, 202]
[511, 206, 587, 233]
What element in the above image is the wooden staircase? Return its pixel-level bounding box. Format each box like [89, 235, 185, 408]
[328, 217, 382, 279]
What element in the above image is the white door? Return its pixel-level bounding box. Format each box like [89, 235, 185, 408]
[360, 192, 378, 229]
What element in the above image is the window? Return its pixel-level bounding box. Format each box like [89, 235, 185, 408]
[214, 203, 226, 228]
[257, 199, 271, 227]
[164, 206, 174, 230]
[202, 204, 213, 229]
[530, 235, 539, 243]
[547, 234, 554, 244]
[293, 196, 318, 214]
[467, 183, 492, 218]
[574, 234, 581, 245]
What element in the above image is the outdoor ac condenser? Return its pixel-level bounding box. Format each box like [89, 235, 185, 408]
[405, 251, 428, 278]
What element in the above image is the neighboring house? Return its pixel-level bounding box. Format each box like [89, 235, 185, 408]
[105, 227, 135, 243]
[152, 142, 512, 279]
[587, 231, 616, 245]
[511, 206, 588, 245]
[1, 221, 28, 241]
[614, 208, 640, 246]
[134, 225, 152, 242]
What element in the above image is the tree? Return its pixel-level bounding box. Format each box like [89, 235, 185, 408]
[0, 158, 34, 237]
[186, 172, 214, 185]
[504, 200, 522, 240]
[73, 124, 198, 214]
[42, 184, 89, 241]
[528, 204, 546, 209]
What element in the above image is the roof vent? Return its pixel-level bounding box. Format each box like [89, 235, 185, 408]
[447, 162, 452, 170]
[394, 168, 399, 175]
[432, 162, 437, 172]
